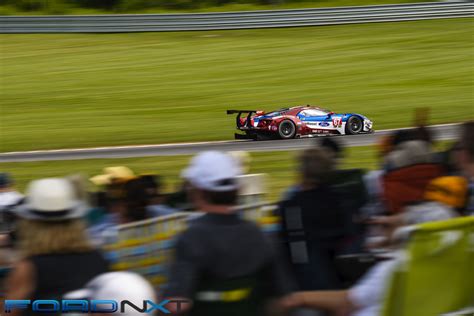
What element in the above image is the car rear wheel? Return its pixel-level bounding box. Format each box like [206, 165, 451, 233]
[345, 116, 363, 135]
[278, 120, 296, 139]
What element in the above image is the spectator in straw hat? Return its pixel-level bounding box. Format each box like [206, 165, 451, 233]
[4, 178, 108, 316]
[164, 151, 293, 316]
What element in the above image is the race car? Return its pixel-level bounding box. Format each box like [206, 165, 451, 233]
[227, 105, 373, 140]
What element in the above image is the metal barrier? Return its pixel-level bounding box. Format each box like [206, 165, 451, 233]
[102, 202, 280, 290]
[1, 2, 473, 33]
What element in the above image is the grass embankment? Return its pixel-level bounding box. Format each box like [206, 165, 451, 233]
[0, 0, 435, 15]
[1, 19, 473, 152]
[0, 142, 455, 202]
[0, 146, 379, 201]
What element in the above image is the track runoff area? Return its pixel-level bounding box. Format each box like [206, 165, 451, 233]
[0, 123, 459, 163]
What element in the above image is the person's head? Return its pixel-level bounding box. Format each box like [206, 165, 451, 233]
[64, 272, 158, 316]
[120, 177, 150, 222]
[298, 147, 334, 189]
[16, 178, 91, 257]
[414, 125, 433, 145]
[392, 129, 417, 147]
[182, 151, 241, 212]
[0, 173, 13, 191]
[457, 121, 474, 177]
[384, 139, 433, 170]
[318, 137, 343, 160]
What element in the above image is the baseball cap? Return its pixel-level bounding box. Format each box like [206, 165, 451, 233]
[182, 151, 242, 191]
[424, 176, 468, 208]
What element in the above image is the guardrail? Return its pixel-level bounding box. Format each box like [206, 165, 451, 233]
[1, 1, 473, 33]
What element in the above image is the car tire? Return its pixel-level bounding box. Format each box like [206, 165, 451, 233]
[278, 120, 296, 139]
[345, 116, 363, 135]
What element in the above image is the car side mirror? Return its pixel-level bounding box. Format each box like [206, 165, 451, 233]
[327, 111, 334, 118]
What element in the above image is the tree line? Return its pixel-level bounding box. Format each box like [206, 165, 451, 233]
[0, 0, 288, 12]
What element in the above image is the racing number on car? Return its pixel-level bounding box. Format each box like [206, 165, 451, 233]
[332, 117, 342, 128]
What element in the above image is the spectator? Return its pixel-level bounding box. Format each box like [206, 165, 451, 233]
[4, 178, 109, 316]
[64, 272, 158, 316]
[0, 173, 23, 231]
[382, 128, 445, 213]
[277, 148, 350, 290]
[319, 137, 343, 161]
[277, 176, 464, 316]
[457, 121, 474, 215]
[164, 151, 293, 315]
[87, 166, 137, 237]
[367, 175, 467, 249]
[384, 138, 433, 171]
[281, 141, 339, 201]
[140, 174, 177, 217]
[88, 176, 157, 245]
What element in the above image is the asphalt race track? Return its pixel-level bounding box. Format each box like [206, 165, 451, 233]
[0, 123, 459, 162]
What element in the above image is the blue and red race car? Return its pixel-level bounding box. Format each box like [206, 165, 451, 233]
[227, 105, 373, 140]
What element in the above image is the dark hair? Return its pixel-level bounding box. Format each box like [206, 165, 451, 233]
[319, 137, 343, 158]
[392, 129, 417, 147]
[414, 126, 433, 144]
[299, 147, 334, 187]
[202, 189, 238, 206]
[0, 173, 12, 189]
[140, 175, 161, 192]
[460, 121, 474, 161]
[392, 126, 433, 147]
[122, 178, 149, 222]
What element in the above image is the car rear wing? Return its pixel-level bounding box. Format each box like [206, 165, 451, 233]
[226, 109, 257, 128]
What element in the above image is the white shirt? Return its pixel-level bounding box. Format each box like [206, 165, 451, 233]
[349, 259, 398, 316]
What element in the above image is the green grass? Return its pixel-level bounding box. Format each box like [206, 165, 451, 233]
[1, 19, 473, 152]
[0, 141, 454, 202]
[0, 0, 435, 15]
[0, 146, 379, 202]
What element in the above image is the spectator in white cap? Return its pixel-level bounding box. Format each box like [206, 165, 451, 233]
[4, 178, 109, 316]
[64, 272, 158, 316]
[164, 151, 294, 316]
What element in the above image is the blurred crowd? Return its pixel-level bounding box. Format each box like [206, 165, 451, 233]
[0, 120, 473, 316]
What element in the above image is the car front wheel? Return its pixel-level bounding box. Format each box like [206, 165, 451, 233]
[345, 116, 363, 135]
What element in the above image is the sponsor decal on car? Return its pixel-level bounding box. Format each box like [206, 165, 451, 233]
[319, 122, 330, 127]
[312, 129, 332, 134]
[332, 117, 342, 128]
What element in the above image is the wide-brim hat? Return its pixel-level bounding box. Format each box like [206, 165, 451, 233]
[16, 178, 88, 221]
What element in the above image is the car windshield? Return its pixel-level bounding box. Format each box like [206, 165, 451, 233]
[300, 108, 330, 117]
